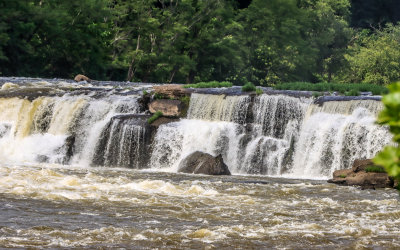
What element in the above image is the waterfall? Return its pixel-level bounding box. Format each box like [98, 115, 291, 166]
[0, 89, 141, 166]
[151, 94, 312, 175]
[0, 79, 392, 179]
[150, 94, 390, 178]
[187, 93, 251, 124]
[150, 119, 242, 171]
[306, 99, 383, 117]
[289, 101, 390, 178]
[92, 115, 150, 168]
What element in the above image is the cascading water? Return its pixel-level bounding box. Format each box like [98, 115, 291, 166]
[1, 79, 399, 249]
[290, 101, 391, 178]
[151, 93, 390, 178]
[0, 79, 392, 178]
[0, 82, 145, 166]
[187, 93, 251, 124]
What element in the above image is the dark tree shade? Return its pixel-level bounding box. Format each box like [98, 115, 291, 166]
[351, 0, 400, 29]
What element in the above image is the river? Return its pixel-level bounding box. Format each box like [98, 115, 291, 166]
[0, 78, 399, 248]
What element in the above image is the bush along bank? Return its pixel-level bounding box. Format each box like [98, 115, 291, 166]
[274, 82, 388, 95]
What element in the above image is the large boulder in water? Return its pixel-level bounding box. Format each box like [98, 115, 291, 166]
[178, 151, 231, 175]
[328, 159, 396, 189]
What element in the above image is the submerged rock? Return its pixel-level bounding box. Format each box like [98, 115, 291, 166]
[149, 99, 182, 117]
[178, 151, 231, 175]
[328, 159, 395, 189]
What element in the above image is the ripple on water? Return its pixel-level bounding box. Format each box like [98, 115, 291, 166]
[0, 164, 399, 249]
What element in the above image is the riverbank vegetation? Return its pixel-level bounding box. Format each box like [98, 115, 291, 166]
[274, 82, 388, 95]
[183, 81, 232, 89]
[1, 0, 399, 87]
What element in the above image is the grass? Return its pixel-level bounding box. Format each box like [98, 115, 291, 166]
[274, 82, 388, 95]
[153, 92, 165, 99]
[255, 87, 263, 95]
[339, 174, 347, 178]
[148, 111, 163, 124]
[365, 166, 386, 173]
[183, 81, 233, 88]
[242, 82, 256, 92]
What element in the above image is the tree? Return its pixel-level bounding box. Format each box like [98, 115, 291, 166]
[0, 0, 112, 79]
[236, 0, 314, 85]
[343, 24, 400, 85]
[301, 0, 353, 82]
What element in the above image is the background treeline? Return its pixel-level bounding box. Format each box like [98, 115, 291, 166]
[0, 0, 399, 85]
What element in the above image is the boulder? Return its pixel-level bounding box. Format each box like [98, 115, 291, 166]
[74, 74, 91, 82]
[149, 99, 182, 117]
[328, 159, 395, 189]
[178, 151, 231, 175]
[153, 84, 188, 99]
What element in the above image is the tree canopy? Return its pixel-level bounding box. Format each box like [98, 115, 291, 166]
[1, 0, 399, 85]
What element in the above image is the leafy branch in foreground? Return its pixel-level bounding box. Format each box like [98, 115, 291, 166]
[374, 82, 400, 189]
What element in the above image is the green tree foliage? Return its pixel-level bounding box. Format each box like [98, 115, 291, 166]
[236, 0, 312, 85]
[374, 82, 400, 186]
[301, 0, 353, 82]
[0, 0, 112, 79]
[0, 0, 398, 86]
[109, 0, 241, 83]
[344, 24, 400, 85]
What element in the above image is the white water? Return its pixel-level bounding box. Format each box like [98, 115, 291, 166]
[0, 91, 141, 166]
[151, 93, 390, 178]
[0, 82, 392, 178]
[187, 93, 250, 124]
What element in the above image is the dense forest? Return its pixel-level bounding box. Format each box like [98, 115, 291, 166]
[0, 0, 400, 85]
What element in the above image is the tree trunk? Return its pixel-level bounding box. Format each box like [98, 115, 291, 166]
[127, 34, 140, 81]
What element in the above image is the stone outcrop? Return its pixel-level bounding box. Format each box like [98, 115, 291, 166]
[149, 99, 182, 117]
[328, 159, 396, 189]
[178, 151, 231, 175]
[153, 84, 188, 99]
[74, 74, 91, 82]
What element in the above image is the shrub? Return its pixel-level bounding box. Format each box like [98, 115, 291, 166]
[183, 81, 232, 88]
[345, 89, 360, 96]
[365, 166, 386, 173]
[274, 82, 388, 95]
[148, 111, 163, 124]
[242, 82, 256, 92]
[255, 88, 263, 95]
[154, 92, 165, 99]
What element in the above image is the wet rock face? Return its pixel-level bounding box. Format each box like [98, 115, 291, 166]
[149, 99, 183, 117]
[178, 151, 231, 175]
[328, 159, 395, 189]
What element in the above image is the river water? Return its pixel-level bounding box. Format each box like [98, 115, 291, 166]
[1, 163, 399, 249]
[0, 78, 399, 248]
